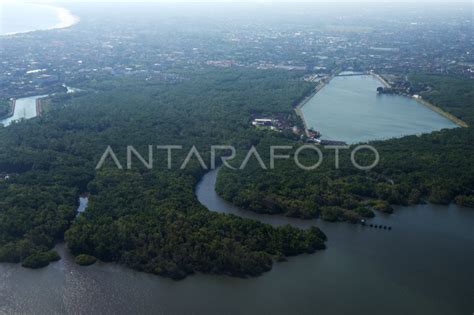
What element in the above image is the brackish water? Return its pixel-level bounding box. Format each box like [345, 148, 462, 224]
[0, 77, 471, 314]
[301, 75, 458, 143]
[0, 168, 472, 314]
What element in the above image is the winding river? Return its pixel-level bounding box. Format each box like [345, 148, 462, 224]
[0, 79, 472, 314]
[0, 168, 473, 314]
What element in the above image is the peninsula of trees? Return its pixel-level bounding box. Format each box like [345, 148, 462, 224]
[216, 74, 474, 221]
[0, 69, 326, 278]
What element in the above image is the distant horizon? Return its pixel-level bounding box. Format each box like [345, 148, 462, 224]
[3, 0, 473, 4]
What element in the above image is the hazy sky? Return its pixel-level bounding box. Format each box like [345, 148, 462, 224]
[2, 0, 469, 3]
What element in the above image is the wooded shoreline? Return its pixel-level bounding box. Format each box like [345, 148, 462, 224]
[414, 97, 469, 128]
[373, 73, 468, 128]
[0, 99, 16, 121]
[294, 71, 339, 136]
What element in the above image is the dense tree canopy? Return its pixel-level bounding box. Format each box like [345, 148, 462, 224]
[217, 75, 474, 221]
[0, 99, 11, 118]
[0, 68, 471, 275]
[409, 74, 474, 124]
[0, 68, 325, 276]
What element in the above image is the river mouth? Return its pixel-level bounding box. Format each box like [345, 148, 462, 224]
[0, 168, 472, 314]
[195, 168, 474, 315]
[0, 89, 471, 313]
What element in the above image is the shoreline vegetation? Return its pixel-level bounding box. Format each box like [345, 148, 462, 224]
[36, 97, 45, 117]
[0, 96, 47, 126]
[216, 69, 473, 222]
[295, 70, 468, 135]
[375, 73, 469, 128]
[0, 67, 472, 278]
[0, 5, 79, 37]
[294, 70, 339, 136]
[414, 97, 468, 128]
[0, 99, 15, 121]
[0, 69, 328, 278]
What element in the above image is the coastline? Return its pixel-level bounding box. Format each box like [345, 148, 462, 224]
[0, 5, 79, 37]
